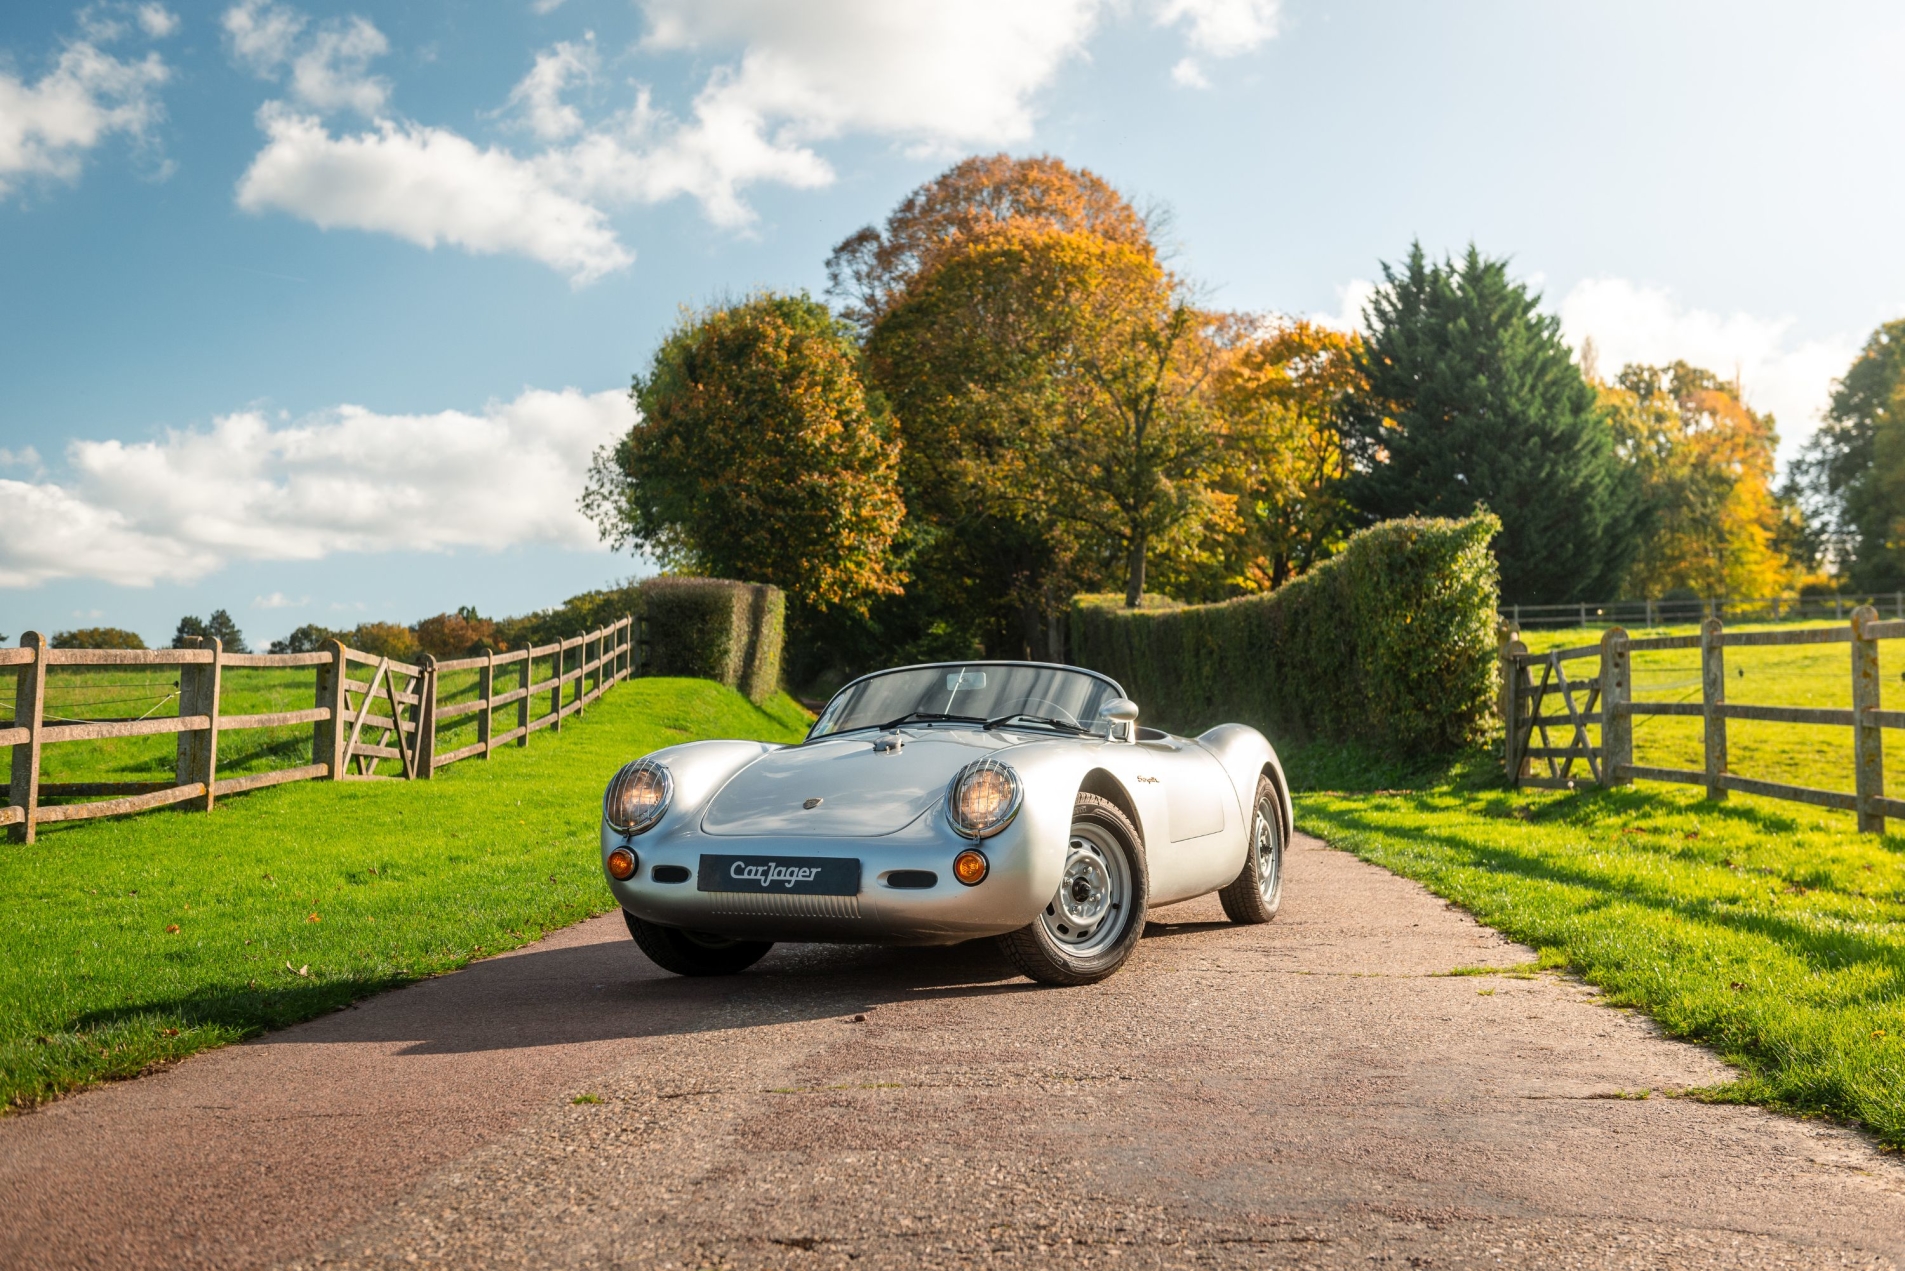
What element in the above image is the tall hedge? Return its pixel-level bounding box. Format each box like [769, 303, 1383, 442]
[640, 578, 784, 704]
[1070, 513, 1500, 755]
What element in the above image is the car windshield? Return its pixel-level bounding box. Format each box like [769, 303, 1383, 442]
[808, 664, 1122, 740]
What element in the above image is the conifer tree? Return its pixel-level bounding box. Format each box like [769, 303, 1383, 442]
[1344, 245, 1636, 603]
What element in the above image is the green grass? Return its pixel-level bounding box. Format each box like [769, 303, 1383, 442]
[1293, 746, 1905, 1147]
[1517, 621, 1884, 796]
[0, 678, 811, 1112]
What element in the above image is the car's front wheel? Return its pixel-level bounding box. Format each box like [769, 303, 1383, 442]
[623, 910, 773, 976]
[1218, 775, 1284, 924]
[997, 793, 1148, 986]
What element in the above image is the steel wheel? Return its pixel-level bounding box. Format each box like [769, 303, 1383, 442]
[1039, 825, 1132, 960]
[1219, 776, 1285, 924]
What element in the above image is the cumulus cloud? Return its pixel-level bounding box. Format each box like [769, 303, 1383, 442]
[228, 0, 1278, 279]
[223, 0, 389, 116]
[0, 19, 171, 198]
[236, 106, 633, 284]
[1559, 278, 1860, 458]
[1156, 0, 1278, 87]
[0, 387, 629, 588]
[136, 4, 180, 38]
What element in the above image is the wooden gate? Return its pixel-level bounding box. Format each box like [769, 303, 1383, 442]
[1502, 634, 1608, 790]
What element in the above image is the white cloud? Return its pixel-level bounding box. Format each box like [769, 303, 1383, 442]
[1314, 278, 1376, 334]
[252, 591, 308, 608]
[0, 23, 170, 198]
[0, 446, 42, 468]
[1559, 278, 1861, 460]
[236, 107, 633, 284]
[137, 5, 180, 38]
[222, 0, 389, 116]
[530, 0, 567, 13]
[0, 387, 629, 588]
[228, 0, 1280, 278]
[506, 39, 594, 143]
[1155, 0, 1279, 55]
[1170, 57, 1210, 89]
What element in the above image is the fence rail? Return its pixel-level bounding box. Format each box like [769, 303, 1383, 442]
[1500, 593, 1905, 629]
[4, 617, 643, 843]
[1501, 606, 1894, 833]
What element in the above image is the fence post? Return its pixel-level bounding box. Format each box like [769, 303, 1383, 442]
[1600, 626, 1631, 786]
[1502, 634, 1529, 784]
[517, 651, 531, 747]
[1853, 605, 1884, 834]
[176, 637, 222, 811]
[480, 649, 494, 760]
[1701, 617, 1726, 802]
[552, 639, 566, 731]
[315, 639, 346, 779]
[8, 632, 46, 844]
[415, 656, 438, 778]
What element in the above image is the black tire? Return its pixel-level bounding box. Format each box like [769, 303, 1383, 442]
[1218, 775, 1284, 924]
[623, 910, 773, 976]
[996, 793, 1148, 986]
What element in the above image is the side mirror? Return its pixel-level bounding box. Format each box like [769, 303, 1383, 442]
[1100, 698, 1139, 743]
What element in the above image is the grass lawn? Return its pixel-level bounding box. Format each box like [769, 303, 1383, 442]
[1292, 747, 1905, 1148]
[0, 678, 811, 1112]
[1517, 621, 1889, 796]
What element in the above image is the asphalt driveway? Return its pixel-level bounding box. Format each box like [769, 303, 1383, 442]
[2, 832, 1901, 1269]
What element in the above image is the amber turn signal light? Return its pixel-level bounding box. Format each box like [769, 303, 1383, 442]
[606, 847, 638, 880]
[952, 849, 988, 886]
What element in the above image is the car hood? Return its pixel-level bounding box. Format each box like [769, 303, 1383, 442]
[701, 728, 1020, 837]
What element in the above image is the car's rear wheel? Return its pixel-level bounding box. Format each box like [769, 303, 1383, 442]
[1218, 775, 1284, 924]
[623, 910, 773, 976]
[997, 793, 1148, 986]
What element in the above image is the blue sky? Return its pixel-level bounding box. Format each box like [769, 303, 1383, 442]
[3, 0, 1902, 645]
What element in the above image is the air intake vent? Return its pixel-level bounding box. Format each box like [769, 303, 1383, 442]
[651, 865, 690, 884]
[884, 870, 936, 889]
[706, 891, 862, 919]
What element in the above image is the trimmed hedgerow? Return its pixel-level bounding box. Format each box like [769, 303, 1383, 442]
[641, 578, 784, 704]
[1070, 513, 1501, 756]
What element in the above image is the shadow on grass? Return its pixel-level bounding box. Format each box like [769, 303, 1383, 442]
[1309, 800, 1905, 1001]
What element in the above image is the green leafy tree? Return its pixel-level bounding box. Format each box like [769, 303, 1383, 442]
[171, 610, 248, 652]
[1343, 244, 1637, 603]
[1789, 319, 1905, 589]
[268, 624, 342, 655]
[584, 293, 906, 617]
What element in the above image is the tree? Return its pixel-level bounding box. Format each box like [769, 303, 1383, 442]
[172, 610, 247, 652]
[1600, 361, 1803, 598]
[1200, 318, 1366, 594]
[827, 153, 1154, 331]
[1789, 319, 1905, 589]
[268, 624, 342, 655]
[583, 293, 906, 617]
[51, 627, 146, 650]
[1343, 244, 1636, 603]
[870, 224, 1226, 615]
[414, 610, 497, 658]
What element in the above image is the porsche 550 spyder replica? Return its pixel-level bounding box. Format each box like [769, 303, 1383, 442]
[598, 661, 1290, 985]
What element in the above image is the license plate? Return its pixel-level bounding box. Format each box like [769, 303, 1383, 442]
[698, 854, 862, 896]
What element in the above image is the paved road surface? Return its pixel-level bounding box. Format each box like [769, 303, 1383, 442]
[3, 833, 1902, 1269]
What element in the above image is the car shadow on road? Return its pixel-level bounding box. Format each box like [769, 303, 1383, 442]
[225, 930, 1046, 1056]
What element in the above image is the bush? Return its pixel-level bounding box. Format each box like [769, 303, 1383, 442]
[413, 611, 497, 659]
[1070, 513, 1501, 756]
[50, 627, 146, 650]
[641, 578, 784, 704]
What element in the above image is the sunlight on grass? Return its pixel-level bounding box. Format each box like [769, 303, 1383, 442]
[1295, 749, 1905, 1147]
[0, 678, 813, 1111]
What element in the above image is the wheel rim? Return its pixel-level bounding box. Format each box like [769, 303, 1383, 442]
[1255, 802, 1282, 903]
[1040, 824, 1130, 958]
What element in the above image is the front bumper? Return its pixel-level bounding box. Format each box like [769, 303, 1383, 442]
[602, 801, 1064, 946]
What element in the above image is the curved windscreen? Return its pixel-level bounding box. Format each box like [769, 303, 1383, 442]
[809, 664, 1122, 740]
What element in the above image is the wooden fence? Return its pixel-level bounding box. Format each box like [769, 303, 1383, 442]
[3, 617, 640, 844]
[1502, 605, 1897, 833]
[1501, 592, 1905, 629]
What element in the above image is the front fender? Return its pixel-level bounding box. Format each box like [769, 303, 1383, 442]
[599, 739, 781, 857]
[1195, 723, 1290, 839]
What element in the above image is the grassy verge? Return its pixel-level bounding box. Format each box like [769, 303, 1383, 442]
[1291, 745, 1905, 1147]
[0, 678, 811, 1112]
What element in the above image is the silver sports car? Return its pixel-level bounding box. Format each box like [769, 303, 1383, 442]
[599, 661, 1290, 985]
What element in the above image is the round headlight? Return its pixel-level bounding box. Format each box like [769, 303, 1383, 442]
[946, 758, 1021, 839]
[605, 758, 672, 834]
